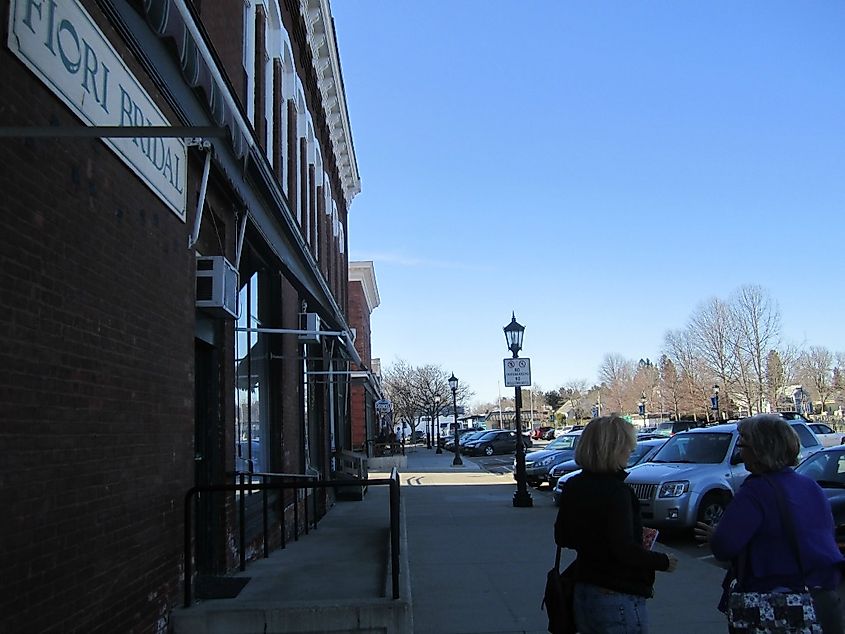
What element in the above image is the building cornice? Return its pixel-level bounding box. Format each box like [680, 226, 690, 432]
[349, 261, 380, 314]
[302, 0, 361, 207]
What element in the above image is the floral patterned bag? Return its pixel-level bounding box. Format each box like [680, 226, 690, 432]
[727, 585, 821, 633]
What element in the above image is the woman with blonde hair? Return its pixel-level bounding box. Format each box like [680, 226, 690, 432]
[555, 415, 677, 633]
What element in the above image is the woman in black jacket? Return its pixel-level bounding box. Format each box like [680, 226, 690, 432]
[555, 415, 678, 633]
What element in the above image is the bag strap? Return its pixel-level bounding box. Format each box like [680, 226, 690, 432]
[763, 474, 808, 585]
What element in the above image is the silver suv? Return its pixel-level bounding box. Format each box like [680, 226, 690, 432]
[624, 421, 822, 529]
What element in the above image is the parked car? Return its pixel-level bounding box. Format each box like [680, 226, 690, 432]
[443, 427, 486, 451]
[462, 430, 522, 456]
[518, 432, 582, 487]
[807, 422, 845, 448]
[779, 411, 810, 421]
[793, 445, 845, 553]
[533, 426, 554, 439]
[624, 420, 822, 529]
[552, 437, 667, 505]
[652, 420, 707, 437]
[554, 424, 585, 438]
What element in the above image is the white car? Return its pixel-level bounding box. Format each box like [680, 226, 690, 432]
[807, 423, 845, 448]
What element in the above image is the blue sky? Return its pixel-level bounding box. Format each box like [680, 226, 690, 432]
[331, 2, 845, 406]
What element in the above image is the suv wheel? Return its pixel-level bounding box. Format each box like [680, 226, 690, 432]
[697, 491, 729, 526]
[484, 445, 494, 456]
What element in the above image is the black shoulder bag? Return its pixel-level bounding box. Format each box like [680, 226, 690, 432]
[541, 546, 577, 634]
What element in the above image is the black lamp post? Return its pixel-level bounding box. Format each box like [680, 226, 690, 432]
[449, 373, 463, 466]
[639, 391, 647, 426]
[712, 384, 720, 421]
[504, 313, 532, 508]
[435, 395, 442, 454]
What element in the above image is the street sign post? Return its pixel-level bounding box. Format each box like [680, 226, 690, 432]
[375, 399, 392, 414]
[503, 358, 531, 387]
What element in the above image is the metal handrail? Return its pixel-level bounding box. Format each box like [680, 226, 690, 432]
[183, 467, 400, 607]
[231, 471, 320, 564]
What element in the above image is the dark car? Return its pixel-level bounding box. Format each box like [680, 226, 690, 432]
[443, 427, 486, 451]
[462, 430, 521, 456]
[794, 445, 845, 553]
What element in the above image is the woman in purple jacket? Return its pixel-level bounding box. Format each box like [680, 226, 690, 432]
[696, 414, 844, 633]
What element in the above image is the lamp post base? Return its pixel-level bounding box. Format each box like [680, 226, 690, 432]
[452, 453, 463, 466]
[435, 445, 443, 454]
[513, 489, 533, 507]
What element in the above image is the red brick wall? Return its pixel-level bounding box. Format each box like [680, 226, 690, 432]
[0, 19, 197, 631]
[347, 282, 372, 448]
[347, 281, 372, 367]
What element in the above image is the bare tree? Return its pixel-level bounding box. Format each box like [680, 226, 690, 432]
[658, 354, 683, 420]
[383, 360, 473, 443]
[799, 346, 835, 416]
[688, 297, 738, 403]
[730, 285, 781, 414]
[664, 328, 711, 419]
[598, 353, 635, 412]
[382, 359, 421, 433]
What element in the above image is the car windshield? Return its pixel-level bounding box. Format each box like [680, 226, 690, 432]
[461, 431, 485, 443]
[629, 442, 660, 466]
[650, 432, 732, 464]
[795, 450, 845, 488]
[547, 435, 579, 451]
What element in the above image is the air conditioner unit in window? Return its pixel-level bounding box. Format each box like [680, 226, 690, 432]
[299, 312, 321, 344]
[196, 256, 239, 318]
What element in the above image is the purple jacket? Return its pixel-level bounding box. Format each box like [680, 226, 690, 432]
[711, 468, 843, 592]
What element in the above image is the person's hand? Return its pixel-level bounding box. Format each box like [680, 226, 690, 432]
[694, 521, 714, 546]
[665, 553, 679, 572]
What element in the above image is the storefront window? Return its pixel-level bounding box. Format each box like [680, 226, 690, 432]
[235, 270, 269, 481]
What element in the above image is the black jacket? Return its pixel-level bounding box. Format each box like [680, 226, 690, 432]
[555, 469, 670, 598]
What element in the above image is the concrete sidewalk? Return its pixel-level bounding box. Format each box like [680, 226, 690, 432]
[174, 445, 729, 633]
[387, 447, 727, 633]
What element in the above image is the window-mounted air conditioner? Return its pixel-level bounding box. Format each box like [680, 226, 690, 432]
[299, 312, 321, 344]
[196, 256, 239, 318]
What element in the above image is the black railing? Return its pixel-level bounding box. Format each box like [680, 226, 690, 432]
[183, 467, 401, 607]
[234, 471, 319, 565]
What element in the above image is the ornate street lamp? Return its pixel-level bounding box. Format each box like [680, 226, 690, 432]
[639, 391, 647, 426]
[504, 313, 532, 508]
[449, 373, 463, 466]
[435, 395, 442, 454]
[712, 384, 720, 421]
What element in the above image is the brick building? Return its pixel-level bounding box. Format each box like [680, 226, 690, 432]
[0, 0, 380, 631]
[348, 260, 382, 451]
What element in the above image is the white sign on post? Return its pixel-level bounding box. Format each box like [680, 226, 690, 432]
[503, 358, 531, 387]
[375, 399, 392, 414]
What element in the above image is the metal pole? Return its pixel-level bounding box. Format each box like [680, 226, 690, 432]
[452, 387, 463, 466]
[435, 397, 443, 454]
[512, 356, 533, 507]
